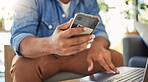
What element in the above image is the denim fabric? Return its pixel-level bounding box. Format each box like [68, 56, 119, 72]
[11, 0, 109, 56]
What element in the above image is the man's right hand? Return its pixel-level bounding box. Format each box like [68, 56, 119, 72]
[47, 19, 95, 56]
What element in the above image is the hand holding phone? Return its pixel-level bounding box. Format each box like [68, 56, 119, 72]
[70, 13, 100, 37]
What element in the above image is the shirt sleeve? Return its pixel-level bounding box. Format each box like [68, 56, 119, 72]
[10, 0, 39, 56]
[85, 0, 110, 46]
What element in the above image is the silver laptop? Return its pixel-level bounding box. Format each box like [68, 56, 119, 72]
[80, 59, 148, 82]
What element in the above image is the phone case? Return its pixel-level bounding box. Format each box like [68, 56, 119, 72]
[70, 13, 100, 37]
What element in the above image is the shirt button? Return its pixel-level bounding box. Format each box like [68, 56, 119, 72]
[62, 14, 66, 18]
[48, 25, 52, 29]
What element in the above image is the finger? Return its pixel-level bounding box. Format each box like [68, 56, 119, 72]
[64, 41, 89, 55]
[64, 27, 88, 37]
[67, 34, 95, 46]
[87, 58, 94, 72]
[104, 57, 119, 74]
[97, 56, 113, 74]
[57, 18, 73, 30]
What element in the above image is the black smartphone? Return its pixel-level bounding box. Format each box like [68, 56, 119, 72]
[70, 13, 100, 37]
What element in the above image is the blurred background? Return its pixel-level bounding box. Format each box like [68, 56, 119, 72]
[0, 0, 147, 81]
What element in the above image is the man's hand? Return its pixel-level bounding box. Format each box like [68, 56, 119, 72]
[47, 19, 95, 56]
[87, 37, 119, 74]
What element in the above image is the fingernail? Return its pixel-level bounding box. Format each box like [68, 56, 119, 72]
[90, 35, 95, 39]
[88, 67, 91, 71]
[83, 27, 88, 31]
[116, 70, 120, 74]
[110, 70, 116, 74]
[89, 39, 94, 43]
[68, 18, 72, 24]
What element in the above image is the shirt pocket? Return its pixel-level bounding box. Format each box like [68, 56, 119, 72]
[38, 19, 60, 37]
[41, 19, 59, 30]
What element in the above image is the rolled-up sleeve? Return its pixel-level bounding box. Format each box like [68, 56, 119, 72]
[86, 0, 110, 44]
[10, 0, 39, 56]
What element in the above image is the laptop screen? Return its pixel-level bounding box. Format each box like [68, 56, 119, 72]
[143, 58, 148, 82]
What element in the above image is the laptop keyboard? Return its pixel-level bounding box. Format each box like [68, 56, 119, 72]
[105, 69, 144, 82]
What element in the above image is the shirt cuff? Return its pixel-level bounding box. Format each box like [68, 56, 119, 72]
[12, 33, 35, 57]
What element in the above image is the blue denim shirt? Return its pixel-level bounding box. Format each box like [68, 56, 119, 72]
[11, 0, 109, 56]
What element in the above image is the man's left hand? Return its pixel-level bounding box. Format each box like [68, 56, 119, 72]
[87, 37, 119, 74]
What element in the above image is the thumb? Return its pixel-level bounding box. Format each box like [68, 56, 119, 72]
[57, 18, 73, 30]
[87, 58, 94, 72]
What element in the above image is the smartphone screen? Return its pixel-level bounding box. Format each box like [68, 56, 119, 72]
[70, 13, 100, 37]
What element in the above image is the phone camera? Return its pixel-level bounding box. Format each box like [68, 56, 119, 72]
[77, 17, 82, 21]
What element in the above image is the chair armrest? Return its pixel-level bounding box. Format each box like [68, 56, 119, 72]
[123, 35, 148, 66]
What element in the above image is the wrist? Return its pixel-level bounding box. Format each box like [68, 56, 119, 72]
[94, 37, 109, 49]
[42, 36, 54, 55]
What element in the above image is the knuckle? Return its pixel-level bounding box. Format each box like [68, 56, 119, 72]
[57, 34, 62, 40]
[57, 25, 61, 29]
[87, 59, 91, 63]
[79, 44, 83, 49]
[81, 46, 86, 50]
[78, 27, 84, 32]
[67, 29, 71, 34]
[75, 47, 81, 52]
[107, 61, 112, 65]
[61, 48, 67, 54]
[110, 64, 116, 69]
[79, 44, 85, 50]
[113, 67, 116, 70]
[106, 51, 111, 55]
[103, 64, 109, 69]
[97, 57, 102, 61]
[75, 38, 80, 43]
[100, 62, 105, 66]
[80, 46, 86, 51]
[84, 43, 88, 47]
[87, 57, 90, 61]
[63, 48, 67, 52]
[74, 27, 83, 33]
[59, 42, 65, 47]
[100, 61, 105, 65]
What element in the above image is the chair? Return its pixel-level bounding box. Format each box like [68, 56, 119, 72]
[123, 35, 148, 68]
[4, 45, 84, 82]
[123, 0, 148, 68]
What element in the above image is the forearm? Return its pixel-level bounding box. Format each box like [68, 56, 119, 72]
[19, 36, 52, 58]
